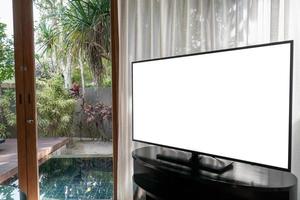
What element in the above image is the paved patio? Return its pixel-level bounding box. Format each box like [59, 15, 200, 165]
[53, 138, 113, 158]
[0, 137, 69, 183]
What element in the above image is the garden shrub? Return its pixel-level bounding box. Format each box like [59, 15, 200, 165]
[82, 102, 112, 140]
[100, 58, 112, 87]
[36, 75, 76, 137]
[0, 23, 14, 84]
[0, 89, 16, 138]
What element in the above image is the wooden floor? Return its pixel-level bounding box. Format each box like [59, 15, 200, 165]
[0, 137, 69, 183]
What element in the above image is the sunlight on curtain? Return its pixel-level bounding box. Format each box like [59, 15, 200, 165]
[289, 0, 300, 198]
[118, 0, 289, 199]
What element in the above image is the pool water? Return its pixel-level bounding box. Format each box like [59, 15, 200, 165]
[40, 157, 113, 200]
[9, 157, 113, 200]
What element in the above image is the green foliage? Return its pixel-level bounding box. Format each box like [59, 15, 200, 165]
[100, 58, 111, 87]
[35, 0, 112, 87]
[71, 64, 93, 86]
[0, 89, 16, 138]
[34, 0, 65, 76]
[0, 75, 76, 138]
[72, 57, 111, 88]
[0, 23, 16, 138]
[35, 53, 53, 78]
[36, 75, 76, 137]
[36, 21, 58, 56]
[83, 102, 112, 140]
[31, 0, 113, 138]
[0, 23, 14, 84]
[62, 0, 111, 85]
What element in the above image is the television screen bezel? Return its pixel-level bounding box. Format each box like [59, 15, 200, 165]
[131, 40, 293, 172]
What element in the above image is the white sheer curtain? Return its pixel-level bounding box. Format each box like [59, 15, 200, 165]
[289, 0, 300, 199]
[117, 1, 289, 199]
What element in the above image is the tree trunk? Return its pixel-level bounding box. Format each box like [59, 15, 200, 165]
[51, 48, 58, 73]
[63, 52, 72, 89]
[79, 50, 85, 97]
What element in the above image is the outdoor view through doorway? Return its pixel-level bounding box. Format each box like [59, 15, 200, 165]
[0, 0, 113, 199]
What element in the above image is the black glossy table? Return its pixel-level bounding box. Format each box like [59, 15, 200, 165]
[0, 185, 26, 200]
[133, 147, 297, 200]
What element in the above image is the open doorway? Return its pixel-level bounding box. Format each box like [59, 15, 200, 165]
[3, 0, 115, 199]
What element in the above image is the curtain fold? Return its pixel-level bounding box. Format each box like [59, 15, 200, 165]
[289, 0, 300, 199]
[118, 1, 289, 199]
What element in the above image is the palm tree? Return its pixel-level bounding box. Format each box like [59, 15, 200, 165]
[36, 21, 58, 72]
[35, 0, 111, 88]
[61, 0, 111, 86]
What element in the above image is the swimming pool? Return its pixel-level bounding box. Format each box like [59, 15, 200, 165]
[9, 157, 113, 200]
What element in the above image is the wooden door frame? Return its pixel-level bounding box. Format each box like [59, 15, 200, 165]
[13, 0, 39, 199]
[12, 0, 28, 195]
[111, 0, 119, 199]
[12, 0, 119, 200]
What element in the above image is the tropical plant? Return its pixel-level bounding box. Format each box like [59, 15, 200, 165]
[100, 57, 112, 87]
[34, 0, 73, 87]
[0, 23, 15, 139]
[33, 0, 113, 140]
[35, 0, 111, 89]
[70, 82, 80, 98]
[36, 21, 59, 71]
[36, 75, 76, 137]
[62, 0, 111, 86]
[71, 64, 93, 87]
[0, 90, 16, 139]
[0, 22, 14, 84]
[83, 102, 112, 140]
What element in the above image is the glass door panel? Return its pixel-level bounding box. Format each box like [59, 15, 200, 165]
[33, 0, 113, 199]
[0, 0, 18, 189]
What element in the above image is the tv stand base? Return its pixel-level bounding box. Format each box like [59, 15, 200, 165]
[157, 152, 233, 173]
[133, 147, 297, 200]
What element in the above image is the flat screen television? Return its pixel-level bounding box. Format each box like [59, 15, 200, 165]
[132, 41, 293, 171]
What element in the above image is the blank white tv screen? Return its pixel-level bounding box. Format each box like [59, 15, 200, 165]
[132, 41, 292, 170]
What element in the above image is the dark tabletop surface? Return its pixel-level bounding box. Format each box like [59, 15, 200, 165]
[133, 146, 297, 191]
